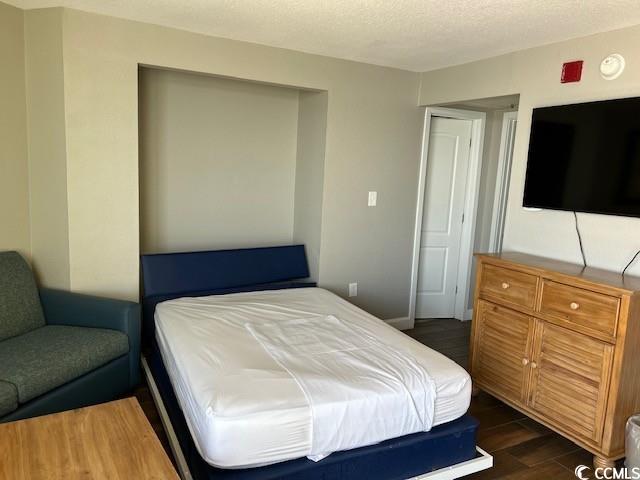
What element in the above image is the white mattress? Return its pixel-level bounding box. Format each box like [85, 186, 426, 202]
[155, 287, 471, 469]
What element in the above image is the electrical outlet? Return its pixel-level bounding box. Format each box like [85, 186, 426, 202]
[368, 191, 377, 207]
[348, 282, 358, 297]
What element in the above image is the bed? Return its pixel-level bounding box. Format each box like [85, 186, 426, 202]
[141, 245, 492, 480]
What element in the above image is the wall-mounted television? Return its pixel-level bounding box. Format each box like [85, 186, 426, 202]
[523, 97, 640, 218]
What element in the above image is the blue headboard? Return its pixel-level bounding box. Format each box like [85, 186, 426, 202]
[140, 244, 313, 346]
[141, 244, 310, 297]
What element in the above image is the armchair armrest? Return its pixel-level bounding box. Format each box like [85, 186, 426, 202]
[39, 288, 141, 387]
[40, 288, 139, 332]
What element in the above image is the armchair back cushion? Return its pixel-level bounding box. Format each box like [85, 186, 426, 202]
[0, 252, 45, 341]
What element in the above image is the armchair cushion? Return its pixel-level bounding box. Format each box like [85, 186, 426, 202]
[39, 288, 141, 387]
[0, 380, 17, 417]
[0, 325, 128, 403]
[0, 252, 45, 341]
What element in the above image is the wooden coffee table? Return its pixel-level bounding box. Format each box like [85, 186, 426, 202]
[0, 397, 178, 479]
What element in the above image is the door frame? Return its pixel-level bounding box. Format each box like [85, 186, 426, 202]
[409, 107, 486, 325]
[488, 111, 518, 254]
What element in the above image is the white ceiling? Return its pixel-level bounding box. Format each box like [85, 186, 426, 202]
[8, 0, 640, 72]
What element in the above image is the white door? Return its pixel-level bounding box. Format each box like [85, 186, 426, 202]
[416, 117, 473, 318]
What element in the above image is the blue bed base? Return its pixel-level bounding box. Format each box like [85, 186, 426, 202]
[140, 245, 479, 480]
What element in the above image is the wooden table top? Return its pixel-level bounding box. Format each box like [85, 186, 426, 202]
[0, 397, 178, 480]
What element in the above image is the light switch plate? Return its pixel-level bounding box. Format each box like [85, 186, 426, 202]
[368, 191, 377, 207]
[348, 282, 358, 297]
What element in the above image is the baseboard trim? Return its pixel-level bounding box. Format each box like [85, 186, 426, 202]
[385, 317, 413, 330]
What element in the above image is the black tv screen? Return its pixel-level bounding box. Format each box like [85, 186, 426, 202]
[523, 97, 640, 218]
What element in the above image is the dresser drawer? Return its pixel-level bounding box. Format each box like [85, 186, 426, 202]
[539, 280, 620, 338]
[479, 264, 538, 309]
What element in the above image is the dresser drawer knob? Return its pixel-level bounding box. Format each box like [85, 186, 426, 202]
[522, 358, 529, 366]
[530, 362, 538, 369]
[501, 282, 510, 289]
[570, 302, 580, 310]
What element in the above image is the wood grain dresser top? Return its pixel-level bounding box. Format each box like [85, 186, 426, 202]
[476, 251, 640, 295]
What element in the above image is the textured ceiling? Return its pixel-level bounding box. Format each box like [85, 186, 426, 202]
[8, 0, 640, 71]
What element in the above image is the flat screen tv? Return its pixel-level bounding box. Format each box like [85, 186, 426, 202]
[523, 97, 640, 218]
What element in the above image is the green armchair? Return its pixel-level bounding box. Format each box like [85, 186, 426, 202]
[0, 251, 141, 422]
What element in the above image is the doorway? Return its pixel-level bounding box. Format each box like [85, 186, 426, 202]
[489, 111, 518, 254]
[410, 107, 486, 321]
[409, 96, 519, 325]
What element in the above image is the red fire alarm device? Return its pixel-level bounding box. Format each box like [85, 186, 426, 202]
[561, 60, 583, 83]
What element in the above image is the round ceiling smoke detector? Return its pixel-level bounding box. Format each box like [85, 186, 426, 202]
[600, 54, 625, 80]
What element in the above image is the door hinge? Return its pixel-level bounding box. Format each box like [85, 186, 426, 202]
[469, 138, 472, 148]
[462, 213, 465, 224]
[455, 285, 458, 294]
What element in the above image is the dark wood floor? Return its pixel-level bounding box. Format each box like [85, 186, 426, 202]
[408, 317, 471, 367]
[136, 318, 598, 479]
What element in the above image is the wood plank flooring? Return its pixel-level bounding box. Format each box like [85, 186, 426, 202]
[136, 317, 598, 479]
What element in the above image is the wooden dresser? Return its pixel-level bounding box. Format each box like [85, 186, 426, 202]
[470, 252, 640, 468]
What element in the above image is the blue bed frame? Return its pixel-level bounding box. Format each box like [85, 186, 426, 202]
[141, 245, 479, 480]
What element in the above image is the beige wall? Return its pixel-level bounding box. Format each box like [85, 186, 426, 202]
[139, 68, 300, 254]
[0, 3, 30, 257]
[293, 91, 328, 282]
[58, 8, 422, 318]
[420, 24, 640, 277]
[24, 8, 71, 288]
[8, 2, 640, 320]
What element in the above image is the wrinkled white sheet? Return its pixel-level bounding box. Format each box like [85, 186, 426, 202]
[246, 314, 436, 460]
[155, 288, 471, 468]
